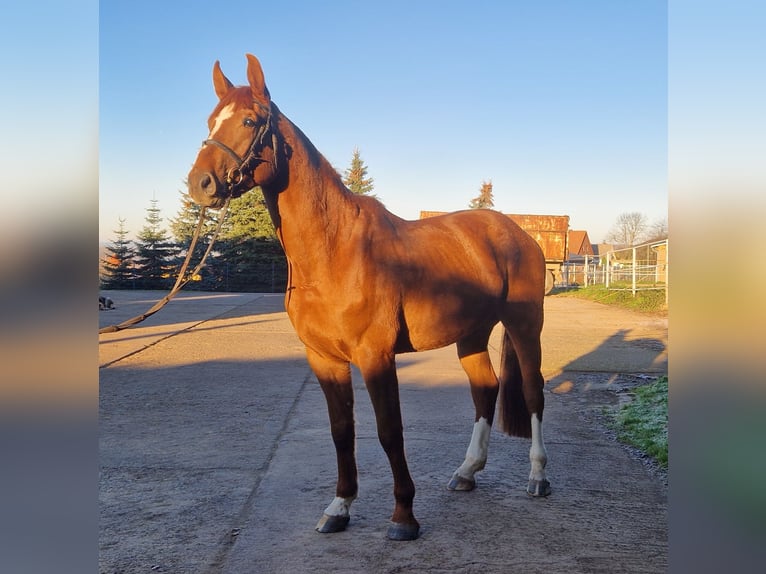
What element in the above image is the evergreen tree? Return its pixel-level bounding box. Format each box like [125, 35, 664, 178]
[170, 186, 286, 292]
[221, 189, 277, 241]
[169, 188, 221, 243]
[169, 188, 228, 291]
[133, 198, 179, 289]
[343, 147, 376, 197]
[469, 180, 495, 209]
[217, 188, 286, 292]
[100, 217, 136, 289]
[216, 237, 287, 292]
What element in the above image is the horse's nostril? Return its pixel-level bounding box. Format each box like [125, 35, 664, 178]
[195, 172, 218, 197]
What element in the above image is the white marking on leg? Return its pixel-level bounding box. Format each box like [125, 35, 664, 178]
[323, 495, 356, 518]
[455, 417, 491, 481]
[208, 103, 235, 138]
[529, 413, 548, 482]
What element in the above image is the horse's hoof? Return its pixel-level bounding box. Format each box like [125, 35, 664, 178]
[447, 474, 476, 491]
[527, 478, 552, 497]
[315, 513, 350, 533]
[387, 522, 420, 541]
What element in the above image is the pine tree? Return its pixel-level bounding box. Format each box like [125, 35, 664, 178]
[133, 198, 179, 289]
[217, 188, 286, 292]
[100, 218, 136, 289]
[216, 237, 287, 292]
[469, 180, 495, 209]
[343, 147, 376, 197]
[170, 186, 286, 292]
[169, 188, 228, 290]
[169, 188, 220, 244]
[221, 189, 277, 241]
[170, 186, 278, 244]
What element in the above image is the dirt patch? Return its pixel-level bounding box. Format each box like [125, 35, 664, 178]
[556, 371, 668, 488]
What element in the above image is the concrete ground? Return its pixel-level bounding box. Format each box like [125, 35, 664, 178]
[99, 290, 668, 574]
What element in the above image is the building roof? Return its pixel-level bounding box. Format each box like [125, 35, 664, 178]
[568, 230, 594, 256]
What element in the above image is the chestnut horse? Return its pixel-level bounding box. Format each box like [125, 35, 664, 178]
[188, 54, 551, 541]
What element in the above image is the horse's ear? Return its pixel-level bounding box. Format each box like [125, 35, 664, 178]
[212, 60, 234, 100]
[246, 54, 271, 108]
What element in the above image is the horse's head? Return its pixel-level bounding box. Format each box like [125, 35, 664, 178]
[188, 54, 278, 208]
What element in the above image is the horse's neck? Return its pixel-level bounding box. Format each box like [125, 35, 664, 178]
[263, 111, 357, 266]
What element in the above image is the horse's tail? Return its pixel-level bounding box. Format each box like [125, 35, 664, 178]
[497, 328, 532, 438]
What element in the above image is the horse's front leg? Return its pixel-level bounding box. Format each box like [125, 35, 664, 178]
[306, 349, 358, 534]
[359, 353, 420, 541]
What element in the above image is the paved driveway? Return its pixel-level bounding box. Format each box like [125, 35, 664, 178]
[99, 291, 667, 573]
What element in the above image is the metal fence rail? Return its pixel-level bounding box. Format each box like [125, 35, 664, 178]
[558, 239, 668, 302]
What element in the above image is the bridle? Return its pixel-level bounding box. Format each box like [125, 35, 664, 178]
[201, 101, 278, 197]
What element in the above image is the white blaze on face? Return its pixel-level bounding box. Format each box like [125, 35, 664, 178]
[209, 103, 235, 139]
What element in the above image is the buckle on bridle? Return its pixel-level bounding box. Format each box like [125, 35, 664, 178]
[226, 167, 244, 187]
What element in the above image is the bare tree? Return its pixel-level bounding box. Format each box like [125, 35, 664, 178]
[606, 212, 648, 247]
[644, 217, 668, 242]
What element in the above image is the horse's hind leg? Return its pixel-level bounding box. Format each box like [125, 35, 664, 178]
[448, 331, 499, 491]
[306, 348, 359, 534]
[502, 304, 551, 497]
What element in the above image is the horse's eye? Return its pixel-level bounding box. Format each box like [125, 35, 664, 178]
[243, 117, 256, 128]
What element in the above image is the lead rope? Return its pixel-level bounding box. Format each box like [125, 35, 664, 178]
[99, 197, 231, 334]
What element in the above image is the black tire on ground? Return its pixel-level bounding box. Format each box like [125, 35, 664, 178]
[544, 269, 555, 295]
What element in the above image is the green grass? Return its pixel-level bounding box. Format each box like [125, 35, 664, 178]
[550, 284, 667, 314]
[611, 376, 668, 468]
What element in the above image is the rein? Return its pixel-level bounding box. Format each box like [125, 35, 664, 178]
[98, 197, 231, 334]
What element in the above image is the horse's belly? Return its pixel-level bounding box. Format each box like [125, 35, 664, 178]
[402, 298, 498, 352]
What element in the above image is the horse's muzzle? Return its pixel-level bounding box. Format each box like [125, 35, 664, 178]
[188, 170, 225, 207]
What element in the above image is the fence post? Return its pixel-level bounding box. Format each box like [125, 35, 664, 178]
[632, 246, 637, 297]
[584, 255, 589, 287]
[665, 239, 669, 306]
[605, 252, 611, 288]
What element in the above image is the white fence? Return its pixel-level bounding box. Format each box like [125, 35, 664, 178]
[558, 239, 668, 300]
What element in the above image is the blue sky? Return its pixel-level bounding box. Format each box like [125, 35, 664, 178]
[99, 0, 667, 243]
